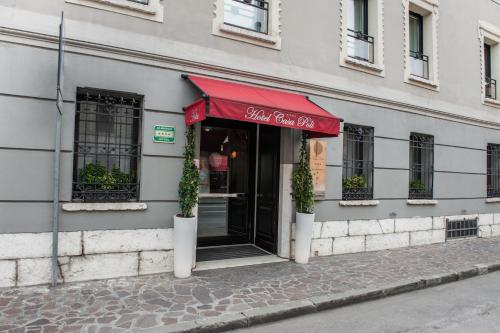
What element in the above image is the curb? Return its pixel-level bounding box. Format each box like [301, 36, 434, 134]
[143, 261, 500, 333]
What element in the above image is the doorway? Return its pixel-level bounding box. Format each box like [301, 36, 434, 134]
[197, 118, 280, 255]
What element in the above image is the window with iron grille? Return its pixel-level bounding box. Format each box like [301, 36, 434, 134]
[446, 218, 478, 239]
[72, 88, 142, 202]
[409, 133, 434, 199]
[342, 124, 374, 200]
[224, 0, 269, 34]
[487, 143, 500, 198]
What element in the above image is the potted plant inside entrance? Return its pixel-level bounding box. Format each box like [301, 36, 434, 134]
[292, 133, 315, 264]
[174, 125, 199, 278]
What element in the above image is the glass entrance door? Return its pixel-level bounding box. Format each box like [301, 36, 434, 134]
[197, 119, 256, 246]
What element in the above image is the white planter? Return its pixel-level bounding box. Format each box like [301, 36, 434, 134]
[174, 215, 197, 278]
[295, 212, 315, 264]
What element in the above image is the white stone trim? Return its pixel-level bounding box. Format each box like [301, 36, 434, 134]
[479, 20, 500, 108]
[339, 200, 380, 207]
[406, 199, 438, 205]
[486, 197, 500, 203]
[212, 0, 282, 50]
[339, 0, 385, 76]
[65, 0, 164, 22]
[62, 202, 147, 212]
[402, 0, 440, 90]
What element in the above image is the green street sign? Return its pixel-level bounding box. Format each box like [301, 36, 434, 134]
[153, 125, 175, 143]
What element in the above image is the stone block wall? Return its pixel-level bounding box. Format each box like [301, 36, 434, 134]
[0, 228, 174, 288]
[292, 213, 500, 258]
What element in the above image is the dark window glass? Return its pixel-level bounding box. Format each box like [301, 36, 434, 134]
[409, 133, 434, 199]
[224, 0, 269, 34]
[487, 143, 500, 198]
[349, 0, 368, 34]
[72, 89, 142, 202]
[485, 44, 492, 79]
[342, 124, 374, 200]
[409, 12, 423, 54]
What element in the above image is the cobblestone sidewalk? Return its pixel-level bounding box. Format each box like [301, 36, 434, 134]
[1, 237, 500, 333]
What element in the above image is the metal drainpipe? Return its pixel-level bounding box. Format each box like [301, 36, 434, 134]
[51, 13, 64, 287]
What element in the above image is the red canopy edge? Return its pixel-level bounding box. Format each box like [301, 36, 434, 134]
[182, 75, 341, 137]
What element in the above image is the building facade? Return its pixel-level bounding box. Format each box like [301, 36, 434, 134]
[0, 0, 500, 287]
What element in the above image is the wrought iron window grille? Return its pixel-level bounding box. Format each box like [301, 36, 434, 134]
[342, 124, 374, 201]
[409, 133, 434, 200]
[486, 77, 497, 100]
[224, 0, 269, 34]
[446, 218, 478, 240]
[410, 50, 430, 80]
[72, 89, 142, 203]
[487, 143, 500, 198]
[347, 28, 375, 63]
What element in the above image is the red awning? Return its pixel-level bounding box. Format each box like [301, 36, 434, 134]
[182, 75, 341, 138]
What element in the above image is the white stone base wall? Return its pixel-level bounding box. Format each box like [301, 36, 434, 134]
[0, 228, 174, 288]
[292, 213, 500, 258]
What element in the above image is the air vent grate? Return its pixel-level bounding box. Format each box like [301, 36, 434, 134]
[446, 218, 478, 240]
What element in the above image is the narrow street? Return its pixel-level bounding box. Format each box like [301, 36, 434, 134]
[232, 271, 500, 333]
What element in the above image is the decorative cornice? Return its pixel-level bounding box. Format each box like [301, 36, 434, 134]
[1, 26, 500, 130]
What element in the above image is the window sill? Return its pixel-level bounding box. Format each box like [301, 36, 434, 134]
[484, 97, 500, 109]
[407, 199, 438, 206]
[65, 0, 163, 22]
[214, 23, 281, 50]
[342, 56, 385, 77]
[486, 197, 500, 203]
[339, 200, 379, 207]
[407, 75, 440, 91]
[62, 202, 148, 212]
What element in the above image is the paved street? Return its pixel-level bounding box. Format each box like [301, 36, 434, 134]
[1, 237, 500, 332]
[232, 270, 500, 333]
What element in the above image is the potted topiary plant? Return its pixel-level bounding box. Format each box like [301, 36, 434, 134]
[174, 125, 199, 278]
[292, 133, 315, 264]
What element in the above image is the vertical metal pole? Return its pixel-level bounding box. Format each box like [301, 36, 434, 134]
[253, 124, 260, 243]
[51, 13, 64, 287]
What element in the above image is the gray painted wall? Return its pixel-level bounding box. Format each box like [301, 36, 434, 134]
[0, 1, 499, 233]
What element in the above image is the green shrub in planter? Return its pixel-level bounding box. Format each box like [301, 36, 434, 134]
[342, 175, 367, 189]
[291, 133, 315, 214]
[79, 163, 131, 190]
[178, 125, 199, 218]
[409, 179, 426, 193]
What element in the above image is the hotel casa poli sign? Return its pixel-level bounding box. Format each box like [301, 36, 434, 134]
[309, 139, 327, 196]
[153, 125, 175, 143]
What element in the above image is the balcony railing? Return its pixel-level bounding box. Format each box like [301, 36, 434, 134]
[410, 51, 429, 80]
[346, 29, 374, 63]
[224, 0, 269, 34]
[128, 0, 149, 4]
[486, 77, 497, 100]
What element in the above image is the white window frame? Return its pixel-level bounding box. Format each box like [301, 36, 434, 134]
[402, 0, 439, 90]
[339, 0, 385, 76]
[65, 0, 164, 22]
[212, 0, 282, 50]
[479, 21, 500, 108]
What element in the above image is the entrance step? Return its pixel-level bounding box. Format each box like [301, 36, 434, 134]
[196, 244, 270, 262]
[194, 244, 288, 271]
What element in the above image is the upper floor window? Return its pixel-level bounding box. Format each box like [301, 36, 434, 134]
[213, 0, 281, 49]
[487, 143, 500, 198]
[340, 0, 385, 76]
[72, 89, 142, 202]
[409, 133, 434, 199]
[409, 12, 429, 80]
[224, 0, 269, 34]
[403, 0, 439, 90]
[479, 21, 500, 107]
[347, 0, 373, 63]
[342, 124, 374, 201]
[484, 44, 497, 100]
[65, 0, 163, 22]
